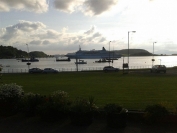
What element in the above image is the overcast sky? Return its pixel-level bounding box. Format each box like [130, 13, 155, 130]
[0, 0, 177, 55]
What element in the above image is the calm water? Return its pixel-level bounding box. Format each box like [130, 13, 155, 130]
[0, 56, 177, 72]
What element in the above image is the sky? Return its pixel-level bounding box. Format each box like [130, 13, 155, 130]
[0, 0, 177, 55]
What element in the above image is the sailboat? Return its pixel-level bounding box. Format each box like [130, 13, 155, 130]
[21, 44, 39, 62]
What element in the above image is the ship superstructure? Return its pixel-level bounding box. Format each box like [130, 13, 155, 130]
[65, 47, 121, 59]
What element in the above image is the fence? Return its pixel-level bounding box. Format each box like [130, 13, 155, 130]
[1, 65, 174, 73]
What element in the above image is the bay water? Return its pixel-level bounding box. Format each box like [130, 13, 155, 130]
[0, 56, 177, 73]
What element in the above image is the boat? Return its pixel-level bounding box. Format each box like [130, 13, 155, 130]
[95, 59, 111, 63]
[75, 60, 87, 64]
[21, 57, 39, 62]
[56, 57, 71, 62]
[65, 47, 121, 59]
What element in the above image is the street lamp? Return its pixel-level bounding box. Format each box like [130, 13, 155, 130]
[26, 44, 31, 70]
[152, 42, 157, 67]
[109, 41, 111, 66]
[128, 31, 136, 69]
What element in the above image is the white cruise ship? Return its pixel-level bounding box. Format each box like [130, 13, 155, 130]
[65, 47, 121, 59]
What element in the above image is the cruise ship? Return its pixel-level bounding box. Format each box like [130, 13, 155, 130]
[65, 47, 121, 59]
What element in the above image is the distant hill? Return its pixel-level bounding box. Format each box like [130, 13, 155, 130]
[29, 51, 48, 58]
[117, 49, 152, 56]
[0, 45, 48, 59]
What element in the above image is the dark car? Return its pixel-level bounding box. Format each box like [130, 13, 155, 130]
[43, 68, 59, 73]
[151, 65, 166, 73]
[29, 68, 43, 73]
[103, 66, 119, 72]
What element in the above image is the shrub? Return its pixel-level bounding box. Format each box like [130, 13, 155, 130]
[70, 96, 98, 126]
[21, 92, 45, 117]
[71, 96, 98, 113]
[104, 103, 127, 114]
[144, 104, 169, 123]
[37, 90, 71, 122]
[104, 103, 128, 128]
[0, 83, 24, 116]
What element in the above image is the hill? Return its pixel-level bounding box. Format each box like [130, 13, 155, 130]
[0, 45, 48, 59]
[117, 49, 152, 56]
[29, 51, 48, 58]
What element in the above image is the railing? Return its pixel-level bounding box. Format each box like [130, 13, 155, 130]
[0, 65, 175, 73]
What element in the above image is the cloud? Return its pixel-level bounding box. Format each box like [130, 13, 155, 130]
[0, 21, 109, 54]
[0, 0, 48, 13]
[1, 20, 46, 41]
[53, 0, 82, 13]
[53, 0, 118, 16]
[84, 26, 95, 35]
[0, 0, 118, 15]
[83, 0, 118, 15]
[29, 40, 42, 45]
[37, 29, 61, 39]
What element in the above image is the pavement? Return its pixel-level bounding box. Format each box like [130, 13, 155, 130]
[0, 114, 177, 133]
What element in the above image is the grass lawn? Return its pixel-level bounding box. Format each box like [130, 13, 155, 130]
[1, 72, 177, 110]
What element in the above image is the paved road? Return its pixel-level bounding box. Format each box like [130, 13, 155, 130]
[1, 115, 177, 133]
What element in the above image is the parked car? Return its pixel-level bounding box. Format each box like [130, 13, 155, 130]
[151, 65, 166, 73]
[43, 68, 59, 73]
[29, 68, 43, 73]
[103, 66, 119, 72]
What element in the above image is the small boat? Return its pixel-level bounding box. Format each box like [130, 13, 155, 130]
[75, 60, 87, 64]
[95, 59, 111, 63]
[21, 57, 39, 62]
[56, 57, 71, 62]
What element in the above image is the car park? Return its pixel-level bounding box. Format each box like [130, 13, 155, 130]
[103, 66, 119, 72]
[29, 68, 43, 73]
[43, 68, 59, 73]
[151, 65, 166, 73]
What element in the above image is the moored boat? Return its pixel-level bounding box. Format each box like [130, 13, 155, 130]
[56, 57, 71, 61]
[21, 57, 39, 62]
[75, 60, 87, 64]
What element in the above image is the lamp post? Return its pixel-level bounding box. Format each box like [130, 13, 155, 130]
[152, 42, 157, 67]
[26, 44, 31, 71]
[128, 31, 136, 70]
[109, 41, 111, 66]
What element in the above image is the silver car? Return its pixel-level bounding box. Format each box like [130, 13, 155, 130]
[103, 66, 119, 72]
[43, 68, 59, 73]
[151, 65, 166, 73]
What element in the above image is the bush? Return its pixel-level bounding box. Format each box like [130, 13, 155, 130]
[0, 83, 24, 116]
[104, 103, 128, 128]
[71, 96, 98, 113]
[70, 96, 98, 126]
[144, 104, 169, 123]
[21, 93, 45, 117]
[37, 90, 71, 122]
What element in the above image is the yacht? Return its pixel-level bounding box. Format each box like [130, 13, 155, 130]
[21, 57, 39, 62]
[56, 57, 71, 62]
[65, 47, 121, 59]
[75, 60, 87, 64]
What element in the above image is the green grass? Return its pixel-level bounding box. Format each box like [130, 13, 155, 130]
[1, 72, 177, 110]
